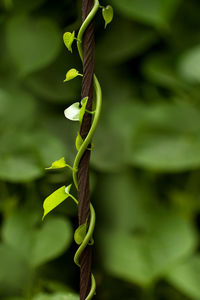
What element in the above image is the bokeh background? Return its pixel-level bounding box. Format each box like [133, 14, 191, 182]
[1, 0, 200, 299]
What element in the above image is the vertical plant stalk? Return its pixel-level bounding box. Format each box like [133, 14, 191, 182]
[78, 0, 94, 299]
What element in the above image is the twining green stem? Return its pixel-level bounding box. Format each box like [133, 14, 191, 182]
[72, 75, 102, 189]
[74, 203, 96, 266]
[77, 0, 100, 62]
[69, 194, 78, 205]
[85, 109, 96, 114]
[72, 1, 101, 299]
[65, 164, 74, 171]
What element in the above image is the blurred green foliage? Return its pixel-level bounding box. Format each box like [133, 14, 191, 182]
[0, 0, 200, 299]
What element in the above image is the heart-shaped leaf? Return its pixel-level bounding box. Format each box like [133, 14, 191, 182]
[45, 157, 68, 170]
[63, 69, 80, 82]
[2, 211, 73, 268]
[63, 31, 75, 52]
[102, 5, 114, 28]
[43, 185, 72, 219]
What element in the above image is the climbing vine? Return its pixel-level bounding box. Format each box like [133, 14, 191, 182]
[42, 1, 113, 299]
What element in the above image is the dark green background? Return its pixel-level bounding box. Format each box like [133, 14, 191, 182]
[0, 0, 200, 299]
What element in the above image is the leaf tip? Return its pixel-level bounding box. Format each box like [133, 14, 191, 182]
[65, 183, 72, 194]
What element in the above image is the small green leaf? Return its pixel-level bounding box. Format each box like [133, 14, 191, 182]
[75, 132, 83, 151]
[63, 68, 80, 82]
[63, 31, 75, 53]
[74, 222, 87, 245]
[64, 102, 80, 121]
[102, 5, 114, 28]
[45, 157, 68, 169]
[43, 185, 72, 219]
[79, 97, 88, 123]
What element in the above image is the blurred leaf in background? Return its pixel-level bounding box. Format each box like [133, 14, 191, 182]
[6, 15, 61, 76]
